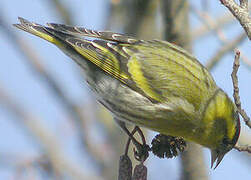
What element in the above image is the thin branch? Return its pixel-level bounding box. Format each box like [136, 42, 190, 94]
[240, 0, 249, 9]
[220, 0, 251, 40]
[192, 2, 251, 40]
[231, 50, 251, 128]
[235, 132, 251, 165]
[234, 145, 251, 153]
[191, 5, 251, 70]
[235, 132, 251, 158]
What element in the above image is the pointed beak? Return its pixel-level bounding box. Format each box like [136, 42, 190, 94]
[210, 149, 225, 169]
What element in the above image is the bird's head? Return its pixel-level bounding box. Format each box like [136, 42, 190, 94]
[210, 129, 239, 169]
[202, 89, 240, 169]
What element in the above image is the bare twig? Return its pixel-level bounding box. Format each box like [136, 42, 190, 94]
[240, 0, 249, 9]
[231, 50, 251, 128]
[234, 145, 251, 153]
[220, 0, 251, 40]
[192, 4, 250, 70]
[193, 2, 251, 39]
[236, 132, 251, 154]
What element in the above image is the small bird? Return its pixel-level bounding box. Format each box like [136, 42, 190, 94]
[14, 17, 240, 169]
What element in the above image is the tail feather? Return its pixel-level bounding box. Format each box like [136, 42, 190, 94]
[13, 17, 155, 102]
[13, 17, 63, 45]
[47, 23, 139, 44]
[14, 17, 140, 45]
[13, 17, 131, 83]
[13, 17, 44, 36]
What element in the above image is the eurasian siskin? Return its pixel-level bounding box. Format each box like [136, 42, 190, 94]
[14, 17, 240, 168]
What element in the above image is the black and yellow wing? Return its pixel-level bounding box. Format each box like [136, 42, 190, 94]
[14, 17, 217, 108]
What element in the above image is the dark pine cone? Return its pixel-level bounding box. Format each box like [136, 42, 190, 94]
[151, 134, 187, 159]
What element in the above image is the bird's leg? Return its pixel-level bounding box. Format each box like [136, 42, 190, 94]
[130, 126, 150, 162]
[116, 120, 150, 162]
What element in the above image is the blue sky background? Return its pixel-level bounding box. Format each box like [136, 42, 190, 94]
[0, 0, 251, 179]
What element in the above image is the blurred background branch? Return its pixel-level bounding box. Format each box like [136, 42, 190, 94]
[46, 0, 73, 24]
[0, 83, 102, 180]
[0, 13, 109, 172]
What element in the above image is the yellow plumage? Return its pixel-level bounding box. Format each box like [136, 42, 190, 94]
[13, 17, 240, 168]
